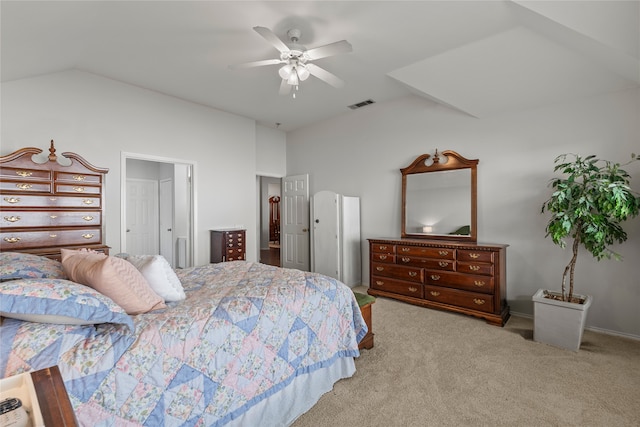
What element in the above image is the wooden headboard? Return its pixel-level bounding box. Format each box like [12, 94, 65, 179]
[0, 141, 110, 259]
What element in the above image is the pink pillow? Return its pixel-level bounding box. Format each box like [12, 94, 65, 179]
[60, 249, 166, 315]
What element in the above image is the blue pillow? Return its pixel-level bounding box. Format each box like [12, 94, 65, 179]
[0, 278, 134, 331]
[0, 252, 67, 281]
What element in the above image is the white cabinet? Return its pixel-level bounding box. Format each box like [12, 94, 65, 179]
[310, 190, 361, 287]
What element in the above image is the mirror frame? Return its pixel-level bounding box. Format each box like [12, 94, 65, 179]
[401, 150, 478, 242]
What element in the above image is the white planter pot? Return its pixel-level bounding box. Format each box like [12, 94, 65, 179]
[532, 288, 593, 352]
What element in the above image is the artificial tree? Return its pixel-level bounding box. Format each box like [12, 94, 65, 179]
[541, 153, 639, 302]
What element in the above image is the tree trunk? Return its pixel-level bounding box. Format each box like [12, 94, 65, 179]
[561, 234, 580, 301]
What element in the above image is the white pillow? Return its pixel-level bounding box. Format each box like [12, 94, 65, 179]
[127, 255, 186, 302]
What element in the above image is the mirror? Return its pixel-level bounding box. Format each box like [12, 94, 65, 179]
[401, 150, 478, 242]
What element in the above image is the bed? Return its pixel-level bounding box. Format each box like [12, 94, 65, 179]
[0, 144, 367, 426]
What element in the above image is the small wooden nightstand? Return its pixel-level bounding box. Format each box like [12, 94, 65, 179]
[354, 292, 375, 350]
[31, 366, 77, 426]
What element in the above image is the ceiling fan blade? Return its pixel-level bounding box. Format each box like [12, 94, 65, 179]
[253, 26, 290, 53]
[229, 59, 283, 69]
[279, 79, 292, 96]
[305, 40, 352, 60]
[306, 63, 345, 88]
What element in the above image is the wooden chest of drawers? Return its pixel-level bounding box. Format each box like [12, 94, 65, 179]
[0, 144, 109, 259]
[368, 238, 509, 326]
[210, 229, 246, 263]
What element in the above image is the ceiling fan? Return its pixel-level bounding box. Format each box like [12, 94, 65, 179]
[230, 26, 352, 96]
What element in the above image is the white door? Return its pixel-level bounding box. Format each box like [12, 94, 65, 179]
[311, 191, 341, 280]
[281, 174, 310, 271]
[159, 179, 174, 266]
[126, 179, 159, 255]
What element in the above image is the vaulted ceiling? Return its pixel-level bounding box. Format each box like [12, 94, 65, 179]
[2, 1, 638, 131]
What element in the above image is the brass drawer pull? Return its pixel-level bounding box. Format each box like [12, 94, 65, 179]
[49, 197, 57, 201]
[474, 299, 486, 305]
[401, 257, 410, 263]
[376, 266, 384, 271]
[49, 234, 57, 238]
[82, 233, 94, 239]
[49, 215, 58, 219]
[430, 291, 440, 297]
[16, 171, 32, 177]
[469, 265, 480, 271]
[474, 280, 486, 287]
[430, 274, 440, 281]
[3, 237, 20, 243]
[16, 183, 32, 190]
[379, 255, 387, 260]
[73, 186, 85, 192]
[4, 197, 20, 204]
[82, 199, 94, 205]
[4, 216, 20, 222]
[469, 253, 480, 259]
[408, 287, 418, 292]
[82, 215, 94, 221]
[379, 245, 387, 250]
[376, 280, 384, 286]
[72, 174, 86, 181]
[401, 247, 410, 252]
[438, 250, 449, 256]
[408, 271, 417, 277]
[438, 261, 448, 267]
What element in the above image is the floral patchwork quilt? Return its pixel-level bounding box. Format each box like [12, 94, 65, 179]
[1, 261, 366, 426]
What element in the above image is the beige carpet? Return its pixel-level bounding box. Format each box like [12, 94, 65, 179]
[293, 287, 640, 427]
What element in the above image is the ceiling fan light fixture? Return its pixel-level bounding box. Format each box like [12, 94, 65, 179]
[297, 64, 310, 81]
[286, 70, 299, 86]
[278, 63, 294, 79]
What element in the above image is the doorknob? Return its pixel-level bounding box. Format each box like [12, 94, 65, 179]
[302, 228, 308, 232]
[126, 229, 130, 232]
[167, 228, 172, 231]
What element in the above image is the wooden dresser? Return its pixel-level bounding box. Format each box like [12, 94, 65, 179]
[368, 238, 509, 326]
[210, 229, 246, 263]
[0, 142, 109, 259]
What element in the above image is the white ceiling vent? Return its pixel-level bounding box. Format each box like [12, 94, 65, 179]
[347, 99, 375, 110]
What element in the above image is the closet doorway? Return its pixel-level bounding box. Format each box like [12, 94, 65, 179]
[121, 152, 195, 268]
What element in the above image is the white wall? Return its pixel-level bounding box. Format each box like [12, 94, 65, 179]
[1, 70, 286, 266]
[287, 88, 640, 338]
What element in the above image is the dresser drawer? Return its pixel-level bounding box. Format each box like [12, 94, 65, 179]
[457, 261, 493, 276]
[425, 270, 494, 294]
[1, 194, 101, 208]
[371, 252, 395, 263]
[372, 262, 423, 283]
[55, 184, 102, 195]
[0, 181, 51, 193]
[55, 171, 102, 184]
[371, 243, 395, 253]
[226, 248, 245, 261]
[397, 256, 455, 271]
[396, 245, 455, 259]
[458, 249, 494, 263]
[425, 285, 494, 313]
[371, 275, 423, 298]
[1, 211, 101, 228]
[0, 167, 52, 181]
[1, 228, 102, 250]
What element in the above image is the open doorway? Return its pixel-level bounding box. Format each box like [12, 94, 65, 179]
[121, 152, 195, 268]
[258, 176, 281, 267]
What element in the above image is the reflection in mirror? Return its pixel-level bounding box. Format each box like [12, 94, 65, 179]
[401, 150, 478, 242]
[405, 169, 471, 235]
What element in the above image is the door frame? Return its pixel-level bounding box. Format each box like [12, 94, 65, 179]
[121, 152, 197, 266]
